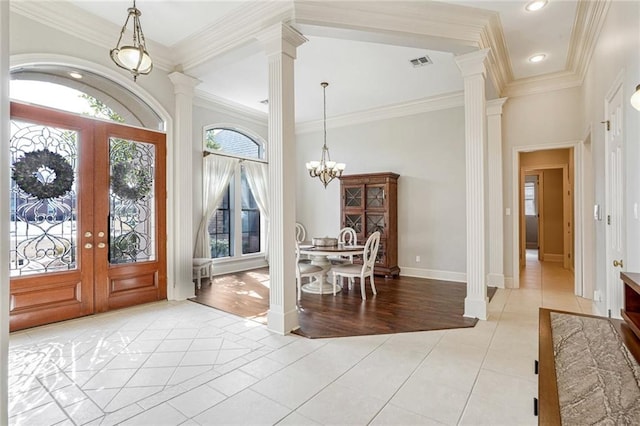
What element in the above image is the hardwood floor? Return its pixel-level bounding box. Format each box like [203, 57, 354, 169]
[190, 267, 496, 338]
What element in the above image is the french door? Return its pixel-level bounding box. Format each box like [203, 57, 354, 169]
[9, 102, 166, 331]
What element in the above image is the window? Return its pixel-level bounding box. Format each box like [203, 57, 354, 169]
[205, 127, 265, 259]
[524, 181, 537, 216]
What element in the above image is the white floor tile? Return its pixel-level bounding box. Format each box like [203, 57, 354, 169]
[119, 402, 188, 426]
[297, 382, 388, 425]
[370, 403, 446, 425]
[167, 384, 226, 417]
[7, 255, 581, 426]
[193, 389, 290, 425]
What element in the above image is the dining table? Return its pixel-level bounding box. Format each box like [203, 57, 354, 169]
[298, 242, 365, 294]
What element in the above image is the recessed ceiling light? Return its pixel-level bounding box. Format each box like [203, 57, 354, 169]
[68, 71, 83, 79]
[529, 54, 546, 63]
[525, 0, 548, 12]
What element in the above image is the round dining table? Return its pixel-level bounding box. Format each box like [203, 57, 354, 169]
[298, 243, 365, 294]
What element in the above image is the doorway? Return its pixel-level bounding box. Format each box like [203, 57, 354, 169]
[513, 145, 582, 293]
[9, 102, 167, 331]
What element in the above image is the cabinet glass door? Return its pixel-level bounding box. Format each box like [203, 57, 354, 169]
[366, 185, 386, 209]
[343, 185, 364, 209]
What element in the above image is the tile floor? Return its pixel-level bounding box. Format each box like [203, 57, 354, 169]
[8, 254, 593, 425]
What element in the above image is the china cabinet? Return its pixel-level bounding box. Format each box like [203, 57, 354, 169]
[339, 172, 400, 277]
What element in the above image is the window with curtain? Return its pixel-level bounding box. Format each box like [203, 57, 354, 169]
[205, 127, 264, 259]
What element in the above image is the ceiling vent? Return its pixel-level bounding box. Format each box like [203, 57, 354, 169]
[409, 55, 433, 68]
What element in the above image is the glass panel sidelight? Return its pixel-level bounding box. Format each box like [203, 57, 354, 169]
[109, 137, 156, 264]
[9, 120, 79, 276]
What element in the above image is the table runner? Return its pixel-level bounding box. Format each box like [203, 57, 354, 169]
[551, 312, 640, 424]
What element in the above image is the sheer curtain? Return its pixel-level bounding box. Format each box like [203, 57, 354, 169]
[194, 155, 239, 258]
[243, 161, 270, 260]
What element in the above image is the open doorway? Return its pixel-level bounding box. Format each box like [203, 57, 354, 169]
[517, 148, 577, 293]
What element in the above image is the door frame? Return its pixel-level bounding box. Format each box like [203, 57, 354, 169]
[511, 141, 584, 295]
[604, 75, 625, 318]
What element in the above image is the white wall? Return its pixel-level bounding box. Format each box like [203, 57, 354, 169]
[296, 106, 467, 279]
[502, 87, 583, 281]
[581, 0, 640, 315]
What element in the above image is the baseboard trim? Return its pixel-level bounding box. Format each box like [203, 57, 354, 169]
[487, 273, 505, 288]
[543, 254, 563, 262]
[212, 258, 268, 276]
[400, 267, 466, 283]
[504, 276, 515, 288]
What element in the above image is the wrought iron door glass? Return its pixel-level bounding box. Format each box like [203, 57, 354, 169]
[109, 137, 156, 264]
[9, 120, 79, 276]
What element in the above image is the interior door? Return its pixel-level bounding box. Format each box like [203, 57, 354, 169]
[9, 103, 166, 330]
[605, 84, 625, 319]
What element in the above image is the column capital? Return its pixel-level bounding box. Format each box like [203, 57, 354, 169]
[487, 97, 508, 116]
[455, 48, 490, 78]
[258, 23, 308, 59]
[168, 72, 201, 96]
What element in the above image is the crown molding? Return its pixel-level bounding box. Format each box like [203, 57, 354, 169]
[479, 13, 513, 97]
[194, 90, 267, 127]
[503, 70, 582, 98]
[566, 0, 611, 81]
[296, 91, 464, 134]
[293, 1, 494, 53]
[504, 0, 610, 98]
[175, 0, 294, 72]
[10, 1, 174, 71]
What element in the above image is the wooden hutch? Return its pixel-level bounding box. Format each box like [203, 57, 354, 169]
[339, 172, 400, 277]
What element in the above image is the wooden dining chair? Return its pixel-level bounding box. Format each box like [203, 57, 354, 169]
[332, 231, 381, 300]
[295, 240, 324, 301]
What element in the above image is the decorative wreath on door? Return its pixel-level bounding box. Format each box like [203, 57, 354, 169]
[12, 149, 74, 200]
[111, 162, 152, 201]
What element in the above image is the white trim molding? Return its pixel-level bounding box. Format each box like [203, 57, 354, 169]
[194, 91, 268, 127]
[296, 91, 464, 134]
[400, 267, 466, 283]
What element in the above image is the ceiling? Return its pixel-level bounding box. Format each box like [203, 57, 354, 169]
[21, 0, 591, 123]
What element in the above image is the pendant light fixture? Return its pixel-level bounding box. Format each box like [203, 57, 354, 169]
[305, 82, 346, 188]
[110, 0, 153, 81]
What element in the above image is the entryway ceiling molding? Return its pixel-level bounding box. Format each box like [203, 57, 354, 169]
[10, 0, 610, 99]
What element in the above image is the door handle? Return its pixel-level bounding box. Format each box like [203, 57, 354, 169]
[613, 259, 624, 268]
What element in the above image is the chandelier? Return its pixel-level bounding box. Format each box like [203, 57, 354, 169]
[110, 0, 153, 81]
[306, 82, 346, 188]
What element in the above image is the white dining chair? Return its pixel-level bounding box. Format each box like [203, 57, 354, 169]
[295, 222, 306, 243]
[330, 227, 358, 266]
[296, 240, 324, 301]
[332, 231, 381, 300]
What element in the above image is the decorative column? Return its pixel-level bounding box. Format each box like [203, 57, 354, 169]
[168, 72, 200, 300]
[258, 24, 307, 335]
[0, 1, 9, 421]
[487, 98, 507, 289]
[455, 48, 490, 320]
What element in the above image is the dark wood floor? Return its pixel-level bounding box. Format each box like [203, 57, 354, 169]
[190, 267, 496, 338]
